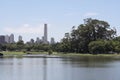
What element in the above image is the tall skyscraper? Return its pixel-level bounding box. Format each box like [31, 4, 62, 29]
[42, 36, 44, 42]
[30, 38, 34, 44]
[5, 35, 10, 43]
[0, 35, 5, 44]
[18, 35, 22, 41]
[50, 37, 55, 44]
[9, 34, 14, 43]
[44, 24, 48, 44]
[36, 37, 40, 44]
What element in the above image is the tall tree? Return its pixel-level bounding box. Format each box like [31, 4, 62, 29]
[16, 40, 24, 51]
[70, 18, 116, 53]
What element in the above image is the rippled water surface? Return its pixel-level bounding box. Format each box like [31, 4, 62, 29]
[0, 56, 120, 80]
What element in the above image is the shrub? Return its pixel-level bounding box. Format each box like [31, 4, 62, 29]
[48, 50, 53, 55]
[88, 40, 120, 54]
[88, 40, 106, 54]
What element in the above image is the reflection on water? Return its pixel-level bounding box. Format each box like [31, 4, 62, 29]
[0, 56, 120, 80]
[61, 56, 118, 68]
[43, 58, 47, 80]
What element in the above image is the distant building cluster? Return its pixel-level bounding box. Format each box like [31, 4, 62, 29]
[28, 24, 55, 44]
[0, 24, 55, 44]
[0, 34, 15, 44]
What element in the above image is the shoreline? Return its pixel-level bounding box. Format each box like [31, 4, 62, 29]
[1, 51, 120, 58]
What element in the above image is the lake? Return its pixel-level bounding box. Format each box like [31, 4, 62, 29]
[0, 55, 120, 80]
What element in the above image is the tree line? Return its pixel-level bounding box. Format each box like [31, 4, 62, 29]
[53, 18, 120, 54]
[0, 18, 120, 54]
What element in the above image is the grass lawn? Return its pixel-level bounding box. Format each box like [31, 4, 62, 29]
[3, 51, 25, 55]
[53, 52, 120, 57]
[0, 51, 120, 58]
[1, 51, 48, 56]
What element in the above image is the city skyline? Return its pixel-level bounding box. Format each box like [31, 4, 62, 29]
[0, 0, 120, 42]
[0, 23, 55, 44]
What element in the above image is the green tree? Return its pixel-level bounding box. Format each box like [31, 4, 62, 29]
[6, 43, 17, 51]
[88, 40, 106, 54]
[113, 36, 120, 42]
[70, 18, 116, 53]
[112, 41, 120, 53]
[88, 40, 120, 54]
[16, 40, 24, 51]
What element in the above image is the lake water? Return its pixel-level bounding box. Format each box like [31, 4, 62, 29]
[0, 55, 120, 80]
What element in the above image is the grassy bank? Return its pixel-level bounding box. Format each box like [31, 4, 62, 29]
[53, 52, 120, 57]
[0, 51, 120, 57]
[0, 51, 48, 57]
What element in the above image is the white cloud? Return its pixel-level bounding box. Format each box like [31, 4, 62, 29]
[84, 12, 99, 17]
[4, 24, 44, 34]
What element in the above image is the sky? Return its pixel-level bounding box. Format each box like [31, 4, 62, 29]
[0, 0, 120, 42]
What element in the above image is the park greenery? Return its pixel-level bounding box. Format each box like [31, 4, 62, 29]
[0, 18, 120, 54]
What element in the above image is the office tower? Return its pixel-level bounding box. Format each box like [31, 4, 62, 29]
[65, 33, 70, 38]
[36, 37, 40, 44]
[18, 35, 22, 41]
[9, 34, 14, 43]
[30, 38, 34, 44]
[41, 36, 44, 43]
[50, 37, 55, 44]
[44, 24, 48, 44]
[0, 35, 5, 44]
[5, 35, 10, 43]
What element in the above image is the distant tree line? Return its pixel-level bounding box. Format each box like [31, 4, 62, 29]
[0, 40, 51, 52]
[0, 18, 120, 54]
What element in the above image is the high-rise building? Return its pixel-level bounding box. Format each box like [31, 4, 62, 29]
[36, 37, 40, 44]
[50, 37, 55, 44]
[42, 36, 44, 42]
[30, 38, 34, 44]
[5, 35, 10, 43]
[9, 34, 14, 43]
[44, 24, 48, 44]
[0, 35, 5, 44]
[18, 35, 22, 41]
[65, 33, 70, 38]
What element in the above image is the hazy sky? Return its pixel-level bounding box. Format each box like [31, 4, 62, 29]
[0, 0, 120, 42]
